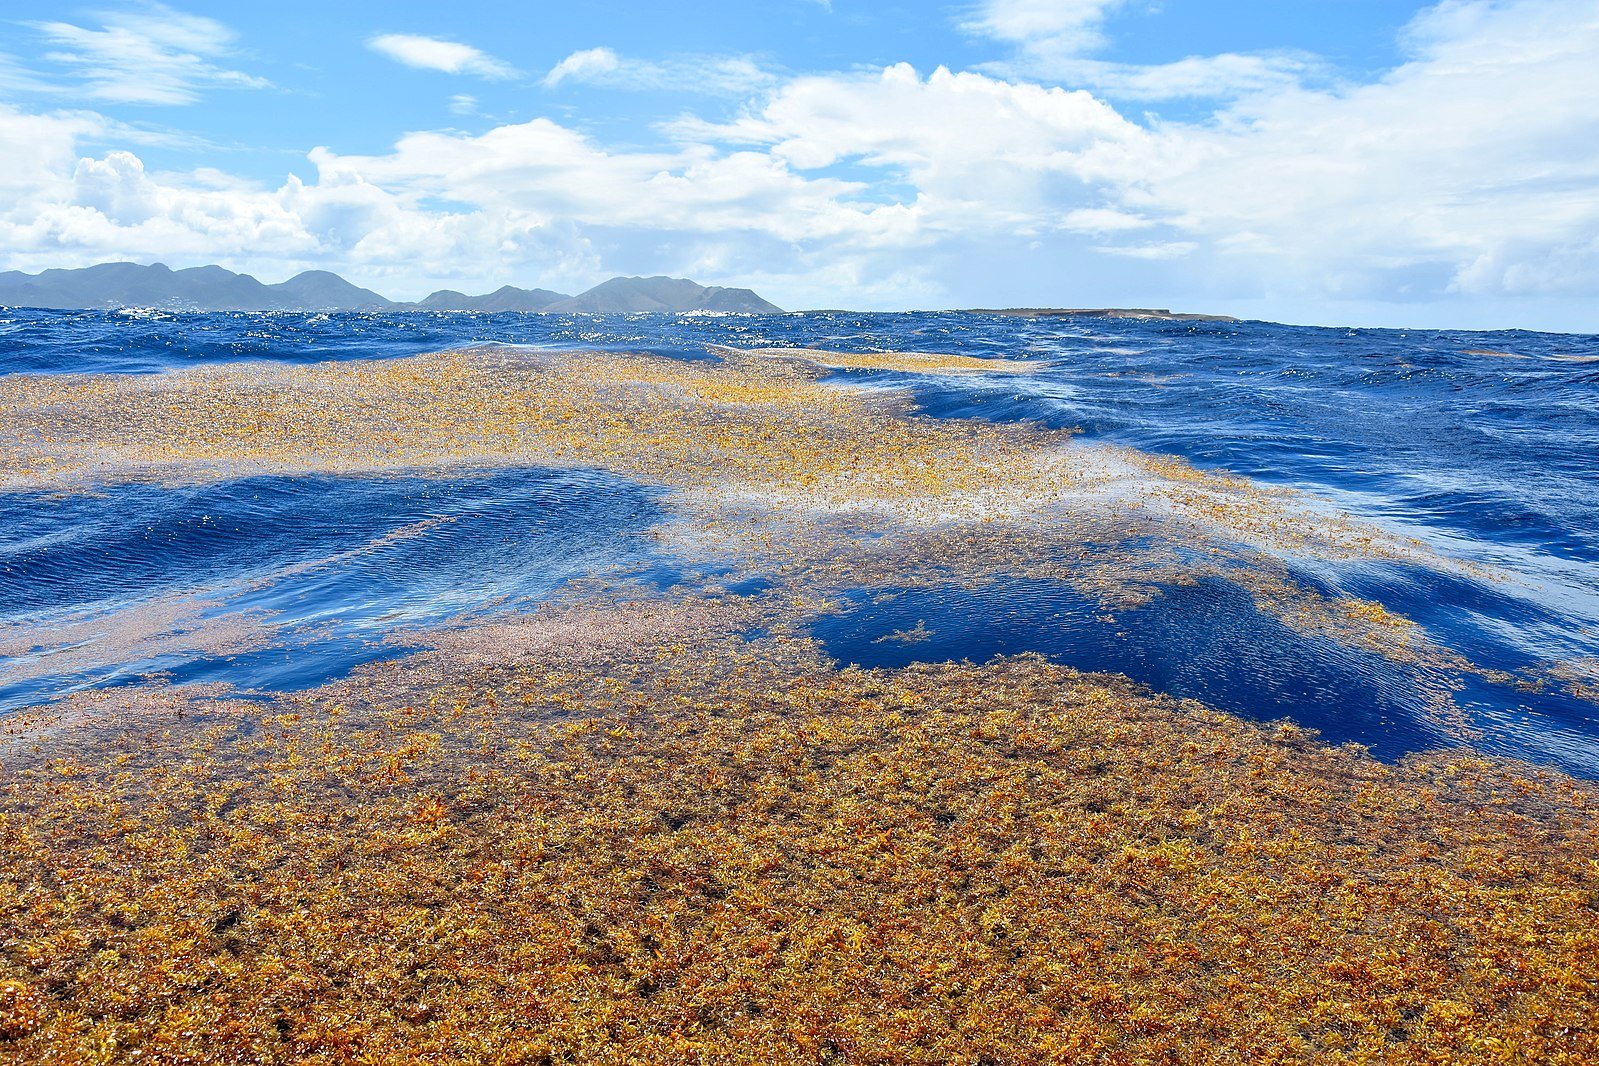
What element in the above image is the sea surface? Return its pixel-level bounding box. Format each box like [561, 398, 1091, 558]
[2, 307, 1597, 774]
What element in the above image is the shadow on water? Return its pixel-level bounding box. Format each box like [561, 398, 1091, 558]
[809, 575, 1599, 774]
[0, 467, 679, 709]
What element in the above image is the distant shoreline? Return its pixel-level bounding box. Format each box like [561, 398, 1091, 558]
[0, 262, 1248, 321]
[0, 303, 1240, 322]
[962, 307, 1240, 323]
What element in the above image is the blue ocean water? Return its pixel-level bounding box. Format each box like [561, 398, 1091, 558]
[0, 468, 676, 708]
[1, 308, 1596, 772]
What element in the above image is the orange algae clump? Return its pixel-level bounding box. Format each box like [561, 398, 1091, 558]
[0, 348, 1060, 511]
[2, 596, 1597, 1064]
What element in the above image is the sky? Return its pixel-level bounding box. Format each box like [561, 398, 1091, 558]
[1, 0, 1596, 331]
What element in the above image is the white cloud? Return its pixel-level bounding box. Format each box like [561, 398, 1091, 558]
[0, 106, 604, 295]
[682, 63, 1144, 238]
[1049, 52, 1323, 101]
[368, 34, 516, 79]
[961, 0, 1128, 57]
[26, 4, 269, 105]
[0, 104, 105, 201]
[544, 47, 774, 95]
[964, 0, 1322, 102]
[1095, 240, 1198, 260]
[304, 119, 899, 246]
[1119, 0, 1599, 301]
[1060, 207, 1154, 234]
[0, 100, 912, 303]
[543, 47, 621, 87]
[692, 1, 1599, 308]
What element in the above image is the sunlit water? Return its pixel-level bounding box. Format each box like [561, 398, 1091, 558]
[2, 307, 1596, 773]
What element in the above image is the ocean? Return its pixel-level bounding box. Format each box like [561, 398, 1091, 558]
[2, 306, 1597, 774]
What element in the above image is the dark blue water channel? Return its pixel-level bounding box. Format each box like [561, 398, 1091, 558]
[0, 467, 675, 709]
[810, 576, 1599, 771]
[1, 308, 1596, 773]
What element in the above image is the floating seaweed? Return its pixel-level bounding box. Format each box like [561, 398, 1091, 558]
[1, 593, 1596, 1062]
[2, 345, 1597, 1062]
[0, 346, 1516, 687]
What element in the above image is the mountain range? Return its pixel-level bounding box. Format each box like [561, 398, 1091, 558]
[0, 262, 783, 314]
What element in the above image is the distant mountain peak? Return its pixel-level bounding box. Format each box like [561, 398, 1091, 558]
[411, 285, 571, 312]
[272, 270, 391, 310]
[0, 262, 782, 314]
[548, 275, 782, 314]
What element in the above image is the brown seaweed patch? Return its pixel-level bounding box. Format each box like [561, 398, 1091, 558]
[873, 620, 934, 645]
[0, 347, 1465, 573]
[0, 349, 1068, 514]
[1547, 659, 1599, 703]
[1, 594, 1596, 1062]
[398, 593, 763, 667]
[0, 681, 253, 767]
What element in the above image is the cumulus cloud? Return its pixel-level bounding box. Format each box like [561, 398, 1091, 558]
[543, 47, 773, 95]
[0, 104, 105, 201]
[26, 4, 269, 105]
[368, 34, 517, 79]
[692, 2, 1599, 306]
[681, 62, 1151, 244]
[304, 119, 898, 246]
[0, 105, 602, 295]
[1126, 0, 1599, 300]
[0, 101, 904, 301]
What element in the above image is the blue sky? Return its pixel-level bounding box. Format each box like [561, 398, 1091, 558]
[1, 0, 1596, 330]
